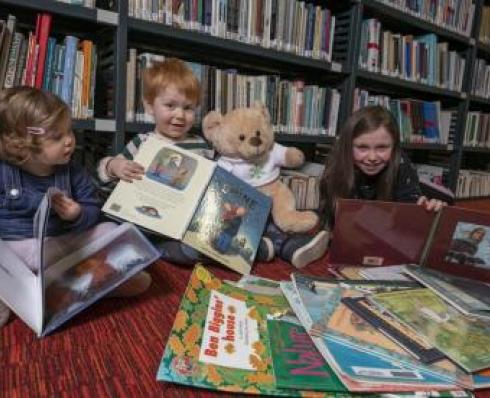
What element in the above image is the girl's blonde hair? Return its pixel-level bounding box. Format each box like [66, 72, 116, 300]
[143, 58, 201, 106]
[0, 87, 70, 165]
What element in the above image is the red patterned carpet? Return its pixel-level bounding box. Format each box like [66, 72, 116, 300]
[1, 257, 489, 398]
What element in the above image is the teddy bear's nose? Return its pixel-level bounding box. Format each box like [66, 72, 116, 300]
[249, 136, 262, 147]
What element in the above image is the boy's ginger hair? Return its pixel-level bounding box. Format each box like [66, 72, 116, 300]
[0, 87, 70, 165]
[143, 58, 201, 105]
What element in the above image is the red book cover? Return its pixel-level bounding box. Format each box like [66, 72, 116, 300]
[329, 199, 490, 286]
[34, 13, 52, 89]
[425, 206, 490, 284]
[22, 32, 36, 87]
[329, 199, 436, 268]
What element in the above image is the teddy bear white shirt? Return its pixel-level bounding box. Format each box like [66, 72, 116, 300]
[217, 143, 288, 187]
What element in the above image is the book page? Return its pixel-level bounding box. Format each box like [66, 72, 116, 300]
[103, 137, 216, 239]
[42, 223, 159, 335]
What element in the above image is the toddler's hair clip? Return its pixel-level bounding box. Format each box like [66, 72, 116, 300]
[26, 127, 46, 135]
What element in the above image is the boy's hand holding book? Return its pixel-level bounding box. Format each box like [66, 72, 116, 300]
[106, 157, 145, 183]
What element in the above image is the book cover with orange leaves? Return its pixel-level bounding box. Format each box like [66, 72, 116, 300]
[156, 265, 357, 397]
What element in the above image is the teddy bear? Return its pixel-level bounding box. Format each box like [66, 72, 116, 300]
[202, 102, 318, 234]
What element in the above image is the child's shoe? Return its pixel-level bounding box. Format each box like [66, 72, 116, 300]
[280, 230, 330, 268]
[109, 271, 152, 297]
[0, 300, 10, 328]
[156, 239, 204, 265]
[255, 236, 275, 262]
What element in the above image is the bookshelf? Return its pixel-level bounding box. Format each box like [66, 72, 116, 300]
[1, 0, 490, 199]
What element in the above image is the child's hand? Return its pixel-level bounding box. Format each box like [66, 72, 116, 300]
[51, 193, 82, 221]
[108, 157, 145, 182]
[417, 195, 446, 212]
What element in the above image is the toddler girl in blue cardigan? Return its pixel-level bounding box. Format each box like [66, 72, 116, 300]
[0, 87, 150, 329]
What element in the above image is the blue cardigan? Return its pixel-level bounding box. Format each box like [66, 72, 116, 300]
[0, 160, 101, 240]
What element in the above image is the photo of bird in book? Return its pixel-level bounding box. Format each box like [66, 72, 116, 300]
[44, 242, 151, 325]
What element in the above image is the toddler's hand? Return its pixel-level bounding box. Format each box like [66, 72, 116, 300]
[51, 193, 82, 221]
[108, 157, 145, 183]
[417, 195, 446, 212]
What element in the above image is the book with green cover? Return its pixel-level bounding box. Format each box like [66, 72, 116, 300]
[370, 288, 490, 373]
[156, 265, 355, 397]
[267, 319, 347, 392]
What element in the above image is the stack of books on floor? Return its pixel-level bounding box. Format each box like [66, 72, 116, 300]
[157, 199, 490, 396]
[156, 264, 488, 396]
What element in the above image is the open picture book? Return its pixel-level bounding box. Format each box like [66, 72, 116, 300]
[102, 136, 272, 275]
[0, 188, 160, 337]
[329, 199, 490, 318]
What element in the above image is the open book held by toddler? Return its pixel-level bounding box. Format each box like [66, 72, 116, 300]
[0, 188, 159, 336]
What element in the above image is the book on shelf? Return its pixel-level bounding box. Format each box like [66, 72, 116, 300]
[280, 161, 324, 211]
[0, 188, 160, 337]
[156, 264, 350, 396]
[102, 136, 271, 275]
[328, 199, 490, 318]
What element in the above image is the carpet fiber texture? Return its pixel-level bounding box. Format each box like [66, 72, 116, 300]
[1, 256, 489, 398]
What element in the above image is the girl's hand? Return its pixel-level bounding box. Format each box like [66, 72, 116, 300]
[51, 193, 82, 221]
[417, 195, 446, 212]
[107, 157, 145, 183]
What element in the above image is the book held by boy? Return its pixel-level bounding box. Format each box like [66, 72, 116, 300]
[0, 188, 159, 337]
[102, 136, 271, 274]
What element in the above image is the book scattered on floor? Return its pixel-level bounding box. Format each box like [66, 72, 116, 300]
[103, 136, 271, 274]
[329, 199, 490, 318]
[158, 266, 482, 395]
[0, 188, 159, 337]
[156, 265, 350, 397]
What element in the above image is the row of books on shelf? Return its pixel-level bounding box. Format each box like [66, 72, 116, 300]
[479, 6, 490, 45]
[0, 13, 97, 119]
[379, 0, 475, 36]
[57, 0, 96, 7]
[353, 88, 456, 145]
[279, 162, 324, 211]
[127, 51, 341, 136]
[464, 111, 490, 147]
[128, 0, 336, 62]
[470, 57, 490, 99]
[457, 168, 490, 198]
[359, 20, 466, 92]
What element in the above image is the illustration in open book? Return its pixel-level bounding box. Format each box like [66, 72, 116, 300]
[0, 188, 159, 337]
[103, 136, 271, 274]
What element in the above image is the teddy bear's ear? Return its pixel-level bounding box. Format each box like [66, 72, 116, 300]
[252, 101, 271, 124]
[202, 111, 223, 141]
